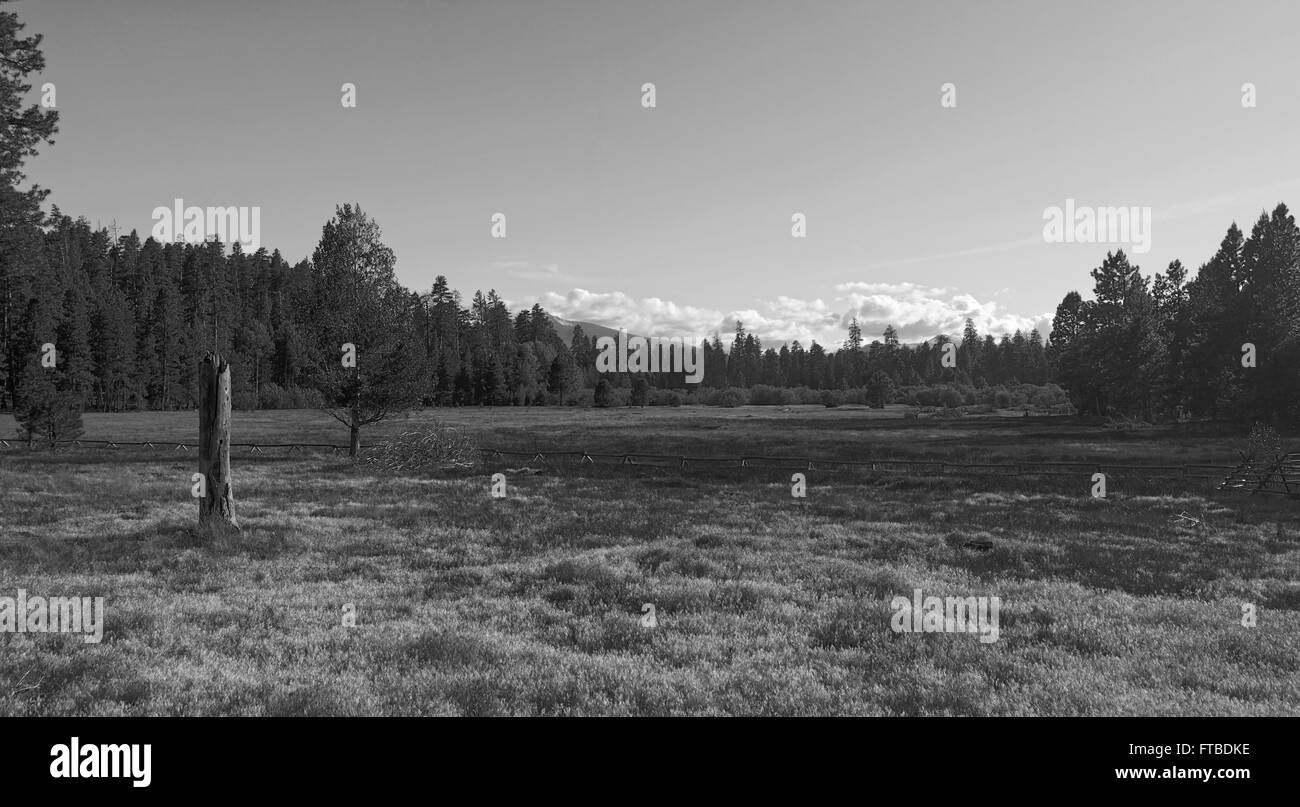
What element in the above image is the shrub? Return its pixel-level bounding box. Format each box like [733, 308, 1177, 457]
[14, 383, 83, 449]
[791, 386, 824, 404]
[1031, 383, 1067, 408]
[233, 386, 259, 410]
[629, 377, 650, 407]
[866, 371, 894, 408]
[913, 386, 941, 407]
[649, 389, 684, 407]
[896, 387, 921, 406]
[257, 382, 286, 408]
[842, 387, 869, 406]
[258, 383, 326, 410]
[1246, 422, 1283, 461]
[749, 384, 785, 406]
[715, 387, 746, 408]
[609, 387, 633, 408]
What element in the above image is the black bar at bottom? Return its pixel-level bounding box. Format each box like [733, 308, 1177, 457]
[0, 716, 1283, 796]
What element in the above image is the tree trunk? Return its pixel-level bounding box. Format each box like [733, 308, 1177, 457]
[198, 352, 239, 532]
[349, 423, 360, 457]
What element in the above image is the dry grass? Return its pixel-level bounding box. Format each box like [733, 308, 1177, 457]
[0, 407, 1296, 715]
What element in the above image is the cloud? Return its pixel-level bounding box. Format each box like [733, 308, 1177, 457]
[854, 236, 1043, 272]
[1153, 179, 1300, 223]
[534, 283, 1050, 348]
[836, 282, 952, 296]
[537, 289, 720, 338]
[838, 281, 1050, 341]
[492, 261, 579, 283]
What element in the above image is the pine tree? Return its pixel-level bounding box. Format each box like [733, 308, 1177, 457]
[630, 376, 649, 407]
[593, 377, 613, 408]
[91, 285, 138, 411]
[960, 318, 982, 381]
[0, 1, 58, 407]
[865, 370, 894, 408]
[14, 361, 83, 448]
[1184, 224, 1246, 418]
[311, 205, 423, 455]
[149, 282, 185, 408]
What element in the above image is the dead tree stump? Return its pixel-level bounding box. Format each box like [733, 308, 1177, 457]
[198, 352, 239, 532]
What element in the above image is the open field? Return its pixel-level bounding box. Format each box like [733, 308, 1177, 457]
[1, 407, 1297, 715]
[0, 404, 1268, 464]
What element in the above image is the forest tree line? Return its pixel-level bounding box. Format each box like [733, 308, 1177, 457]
[1049, 206, 1300, 426]
[0, 207, 1058, 413]
[3, 203, 1299, 432]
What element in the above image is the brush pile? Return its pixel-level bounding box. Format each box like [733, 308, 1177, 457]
[360, 422, 478, 473]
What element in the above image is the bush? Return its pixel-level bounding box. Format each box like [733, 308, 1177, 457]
[866, 371, 894, 408]
[1030, 383, 1068, 408]
[842, 387, 869, 406]
[258, 383, 326, 410]
[905, 384, 970, 409]
[256, 382, 285, 409]
[791, 386, 824, 405]
[233, 386, 259, 410]
[609, 387, 632, 407]
[691, 387, 746, 407]
[629, 377, 650, 407]
[1246, 422, 1283, 461]
[14, 385, 83, 448]
[649, 388, 684, 407]
[714, 388, 746, 407]
[912, 387, 934, 407]
[749, 384, 785, 406]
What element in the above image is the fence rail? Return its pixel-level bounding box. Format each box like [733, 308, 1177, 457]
[0, 438, 1239, 481]
[0, 439, 349, 453]
[477, 448, 1236, 480]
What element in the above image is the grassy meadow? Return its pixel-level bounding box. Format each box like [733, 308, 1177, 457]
[0, 406, 1297, 715]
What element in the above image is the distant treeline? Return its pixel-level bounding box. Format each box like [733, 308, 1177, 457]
[0, 209, 1057, 415]
[2, 205, 1297, 429]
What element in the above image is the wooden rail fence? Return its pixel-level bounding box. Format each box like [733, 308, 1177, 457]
[0, 438, 1240, 482]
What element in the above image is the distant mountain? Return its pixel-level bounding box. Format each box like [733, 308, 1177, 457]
[548, 314, 631, 346]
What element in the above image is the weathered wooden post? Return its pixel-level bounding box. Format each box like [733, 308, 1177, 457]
[198, 352, 239, 532]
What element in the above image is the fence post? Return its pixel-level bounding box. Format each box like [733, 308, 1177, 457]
[198, 352, 239, 533]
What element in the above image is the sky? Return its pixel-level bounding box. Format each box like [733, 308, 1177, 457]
[19, 0, 1300, 347]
